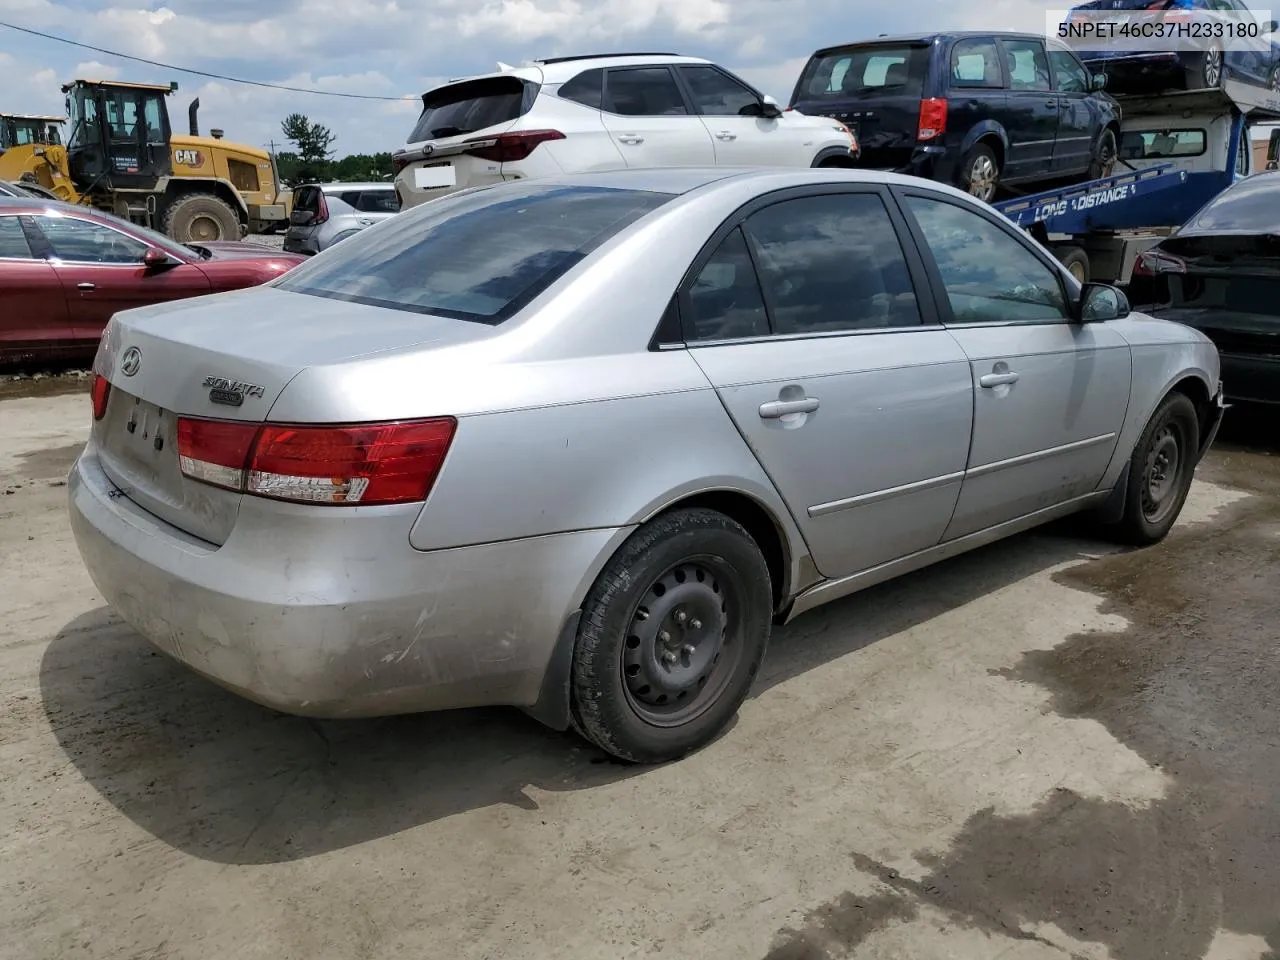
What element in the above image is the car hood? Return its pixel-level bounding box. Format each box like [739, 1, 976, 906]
[191, 241, 304, 263]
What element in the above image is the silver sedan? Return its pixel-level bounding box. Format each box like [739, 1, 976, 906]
[68, 168, 1224, 763]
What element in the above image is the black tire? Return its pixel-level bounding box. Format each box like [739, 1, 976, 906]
[570, 508, 772, 764]
[1108, 392, 1200, 546]
[1087, 127, 1118, 181]
[162, 193, 241, 243]
[1055, 245, 1090, 284]
[957, 142, 1000, 203]
[1185, 44, 1224, 89]
[1269, 66, 1280, 92]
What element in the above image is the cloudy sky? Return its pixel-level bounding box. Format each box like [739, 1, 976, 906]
[0, 0, 1052, 157]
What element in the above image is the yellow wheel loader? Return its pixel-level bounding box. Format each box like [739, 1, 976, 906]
[0, 80, 289, 243]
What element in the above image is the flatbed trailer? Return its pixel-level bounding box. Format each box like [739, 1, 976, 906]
[990, 85, 1280, 285]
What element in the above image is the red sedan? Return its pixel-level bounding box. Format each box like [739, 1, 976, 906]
[0, 197, 304, 364]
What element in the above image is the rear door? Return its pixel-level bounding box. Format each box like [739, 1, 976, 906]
[997, 37, 1060, 180]
[675, 64, 801, 166]
[1047, 43, 1097, 175]
[0, 213, 72, 359]
[897, 189, 1131, 539]
[598, 66, 716, 166]
[944, 37, 1009, 149]
[682, 187, 974, 579]
[789, 42, 932, 169]
[30, 214, 211, 345]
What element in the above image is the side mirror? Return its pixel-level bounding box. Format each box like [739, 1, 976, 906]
[1091, 72, 1108, 91]
[1079, 282, 1129, 322]
[142, 248, 171, 269]
[742, 95, 784, 119]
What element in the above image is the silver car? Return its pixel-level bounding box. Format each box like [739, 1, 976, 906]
[283, 182, 401, 255]
[69, 168, 1224, 764]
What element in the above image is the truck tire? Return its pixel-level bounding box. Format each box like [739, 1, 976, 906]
[162, 193, 241, 243]
[1087, 128, 1117, 180]
[957, 143, 1000, 204]
[1055, 246, 1090, 284]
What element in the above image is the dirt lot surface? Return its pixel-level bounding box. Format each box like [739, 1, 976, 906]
[2, 375, 1277, 960]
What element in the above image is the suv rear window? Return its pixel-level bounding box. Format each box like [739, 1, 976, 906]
[274, 184, 671, 324]
[407, 76, 536, 144]
[797, 44, 930, 100]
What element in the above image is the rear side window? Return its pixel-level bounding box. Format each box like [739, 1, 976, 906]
[677, 65, 760, 116]
[407, 76, 534, 143]
[604, 67, 689, 116]
[744, 194, 922, 334]
[798, 45, 929, 100]
[685, 228, 770, 341]
[339, 190, 400, 213]
[558, 68, 604, 109]
[950, 38, 1003, 88]
[275, 184, 671, 324]
[0, 216, 33, 258]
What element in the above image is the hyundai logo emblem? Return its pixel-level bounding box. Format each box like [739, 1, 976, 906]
[120, 347, 142, 377]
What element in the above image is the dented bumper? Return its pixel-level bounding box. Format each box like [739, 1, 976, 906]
[68, 440, 621, 718]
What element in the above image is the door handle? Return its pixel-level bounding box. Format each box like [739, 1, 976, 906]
[715, 131, 737, 141]
[979, 371, 1020, 388]
[759, 397, 820, 418]
[616, 134, 644, 145]
[77, 282, 96, 291]
[1045, 98, 1059, 107]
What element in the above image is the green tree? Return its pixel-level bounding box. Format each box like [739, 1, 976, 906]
[280, 113, 336, 179]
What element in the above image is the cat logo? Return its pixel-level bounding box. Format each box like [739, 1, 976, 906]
[174, 148, 204, 167]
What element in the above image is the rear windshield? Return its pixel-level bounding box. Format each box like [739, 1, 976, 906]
[293, 186, 321, 213]
[796, 44, 930, 101]
[407, 77, 535, 143]
[1120, 129, 1206, 159]
[274, 183, 671, 324]
[1185, 175, 1280, 233]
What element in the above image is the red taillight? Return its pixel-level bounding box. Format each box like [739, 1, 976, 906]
[917, 98, 948, 141]
[313, 192, 329, 226]
[91, 375, 110, 420]
[463, 129, 565, 163]
[1132, 249, 1186, 277]
[176, 417, 457, 506]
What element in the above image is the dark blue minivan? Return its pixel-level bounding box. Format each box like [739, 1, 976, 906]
[789, 32, 1122, 202]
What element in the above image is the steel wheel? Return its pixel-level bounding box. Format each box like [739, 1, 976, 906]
[1141, 422, 1185, 525]
[621, 558, 745, 727]
[188, 214, 222, 242]
[968, 154, 998, 202]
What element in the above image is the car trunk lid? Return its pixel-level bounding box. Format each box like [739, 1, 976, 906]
[790, 42, 932, 169]
[92, 286, 495, 545]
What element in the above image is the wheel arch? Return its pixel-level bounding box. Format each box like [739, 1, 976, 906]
[160, 177, 249, 225]
[960, 122, 1008, 167]
[812, 145, 858, 168]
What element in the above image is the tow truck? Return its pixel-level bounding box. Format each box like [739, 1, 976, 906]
[991, 77, 1280, 284]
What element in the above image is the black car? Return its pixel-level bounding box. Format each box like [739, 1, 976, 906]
[789, 32, 1122, 202]
[1128, 173, 1280, 405]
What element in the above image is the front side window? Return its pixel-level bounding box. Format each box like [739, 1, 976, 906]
[34, 215, 150, 264]
[951, 39, 1004, 88]
[275, 183, 671, 324]
[685, 227, 770, 341]
[604, 67, 689, 116]
[142, 96, 164, 142]
[678, 65, 760, 116]
[906, 195, 1070, 324]
[0, 216, 33, 258]
[1003, 39, 1052, 91]
[1048, 47, 1090, 93]
[744, 193, 922, 335]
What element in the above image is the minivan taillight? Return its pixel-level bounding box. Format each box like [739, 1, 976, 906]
[176, 417, 457, 506]
[917, 98, 948, 142]
[91, 375, 110, 420]
[463, 129, 565, 163]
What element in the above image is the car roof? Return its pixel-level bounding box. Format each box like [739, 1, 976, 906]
[428, 53, 716, 92]
[304, 182, 395, 193]
[810, 31, 1049, 55]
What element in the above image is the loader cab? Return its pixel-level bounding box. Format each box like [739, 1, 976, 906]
[63, 79, 174, 190]
[0, 115, 64, 150]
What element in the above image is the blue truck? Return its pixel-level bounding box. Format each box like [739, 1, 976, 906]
[991, 79, 1280, 284]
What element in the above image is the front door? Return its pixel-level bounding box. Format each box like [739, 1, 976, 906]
[681, 187, 974, 579]
[898, 191, 1132, 540]
[997, 37, 1060, 181]
[29, 214, 211, 345]
[599, 66, 716, 167]
[675, 64, 803, 166]
[1047, 44, 1097, 175]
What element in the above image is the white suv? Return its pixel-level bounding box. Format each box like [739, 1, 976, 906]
[393, 53, 860, 209]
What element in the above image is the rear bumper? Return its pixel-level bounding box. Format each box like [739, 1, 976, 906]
[1220, 354, 1280, 406]
[68, 442, 623, 718]
[282, 231, 319, 255]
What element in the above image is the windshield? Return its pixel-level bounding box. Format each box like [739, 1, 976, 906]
[274, 183, 671, 324]
[407, 76, 535, 144]
[1187, 174, 1280, 233]
[797, 44, 930, 100]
